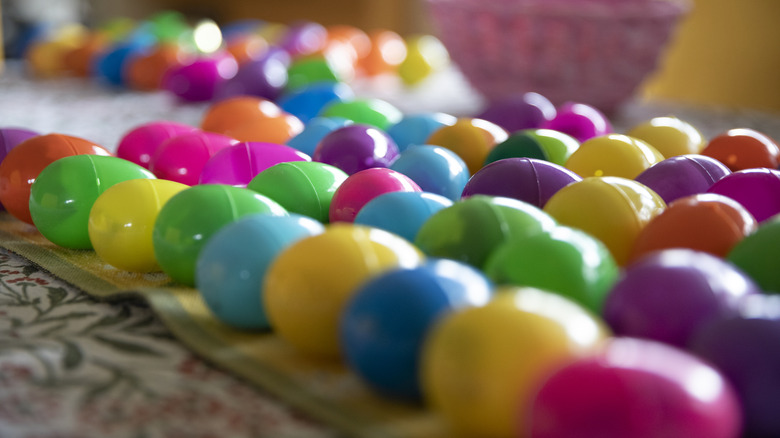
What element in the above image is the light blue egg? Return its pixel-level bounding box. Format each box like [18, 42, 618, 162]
[390, 145, 470, 200]
[354, 191, 453, 242]
[278, 81, 354, 123]
[385, 113, 457, 152]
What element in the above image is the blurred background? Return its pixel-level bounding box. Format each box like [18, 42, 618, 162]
[2, 0, 779, 112]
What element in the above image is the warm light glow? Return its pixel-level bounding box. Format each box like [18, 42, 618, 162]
[193, 20, 223, 54]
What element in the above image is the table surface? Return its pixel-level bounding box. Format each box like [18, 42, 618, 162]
[1, 61, 780, 438]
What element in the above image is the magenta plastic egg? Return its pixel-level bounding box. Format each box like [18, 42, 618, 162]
[635, 154, 732, 204]
[313, 124, 399, 175]
[162, 54, 239, 102]
[149, 131, 238, 185]
[706, 168, 780, 222]
[603, 249, 760, 348]
[542, 102, 612, 143]
[199, 141, 311, 187]
[329, 168, 421, 223]
[213, 54, 288, 101]
[528, 337, 743, 438]
[462, 158, 582, 208]
[116, 121, 196, 169]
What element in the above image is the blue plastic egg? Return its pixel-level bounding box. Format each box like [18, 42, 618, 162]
[354, 191, 452, 242]
[278, 82, 354, 123]
[389, 145, 469, 200]
[196, 214, 324, 330]
[385, 113, 457, 152]
[340, 258, 493, 401]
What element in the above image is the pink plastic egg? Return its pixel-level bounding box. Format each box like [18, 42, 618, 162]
[149, 131, 238, 185]
[116, 121, 196, 169]
[329, 168, 421, 223]
[199, 141, 311, 187]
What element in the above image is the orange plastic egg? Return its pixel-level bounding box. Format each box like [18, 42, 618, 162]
[359, 29, 407, 76]
[426, 118, 509, 175]
[125, 43, 187, 91]
[200, 96, 304, 144]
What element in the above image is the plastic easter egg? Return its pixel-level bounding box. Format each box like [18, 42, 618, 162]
[528, 337, 742, 438]
[162, 54, 239, 102]
[94, 41, 153, 87]
[30, 155, 156, 249]
[389, 145, 469, 201]
[0, 134, 111, 224]
[248, 161, 348, 223]
[320, 98, 403, 131]
[421, 286, 608, 438]
[635, 154, 731, 204]
[285, 117, 353, 156]
[544, 177, 666, 265]
[329, 168, 421, 223]
[476, 92, 556, 133]
[484, 226, 618, 313]
[354, 191, 453, 242]
[415, 195, 557, 268]
[0, 128, 38, 163]
[630, 193, 757, 262]
[701, 128, 780, 171]
[116, 121, 196, 169]
[426, 118, 508, 175]
[359, 29, 406, 76]
[484, 128, 579, 167]
[462, 158, 582, 208]
[565, 134, 664, 179]
[341, 259, 492, 401]
[263, 223, 424, 358]
[153, 184, 287, 286]
[279, 21, 327, 58]
[213, 54, 288, 101]
[627, 116, 707, 158]
[147, 10, 190, 43]
[398, 34, 449, 85]
[707, 168, 780, 222]
[278, 82, 354, 124]
[201, 96, 304, 144]
[224, 34, 268, 65]
[603, 249, 760, 347]
[285, 56, 344, 91]
[312, 124, 399, 175]
[385, 113, 457, 152]
[199, 141, 310, 187]
[125, 43, 186, 91]
[325, 25, 371, 62]
[149, 131, 237, 185]
[62, 33, 108, 77]
[89, 179, 188, 272]
[26, 40, 72, 78]
[728, 215, 780, 293]
[196, 214, 324, 330]
[542, 102, 612, 143]
[690, 305, 780, 437]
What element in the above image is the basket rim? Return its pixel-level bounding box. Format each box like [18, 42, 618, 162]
[426, 0, 692, 19]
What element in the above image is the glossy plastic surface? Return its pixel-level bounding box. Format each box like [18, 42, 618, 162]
[389, 145, 469, 201]
[476, 92, 556, 133]
[263, 224, 424, 358]
[354, 191, 453, 242]
[529, 337, 742, 438]
[200, 96, 303, 144]
[312, 124, 399, 175]
[285, 117, 353, 156]
[707, 168, 780, 222]
[152, 184, 287, 286]
[484, 225, 618, 313]
[0, 133, 111, 224]
[728, 216, 780, 293]
[162, 54, 239, 102]
[248, 161, 348, 223]
[125, 43, 185, 91]
[544, 177, 666, 265]
[149, 131, 238, 186]
[199, 141, 310, 187]
[603, 248, 760, 347]
[278, 82, 354, 124]
[385, 113, 457, 152]
[421, 287, 608, 438]
[30, 155, 156, 249]
[701, 128, 780, 171]
[635, 154, 731, 205]
[340, 259, 492, 401]
[214, 54, 288, 101]
[426, 118, 509, 175]
[0, 128, 39, 161]
[329, 168, 421, 223]
[565, 134, 665, 179]
[462, 157, 582, 208]
[415, 195, 557, 268]
[542, 101, 612, 143]
[89, 178, 188, 272]
[627, 116, 706, 158]
[320, 98, 402, 131]
[484, 128, 579, 167]
[196, 214, 324, 330]
[116, 121, 196, 169]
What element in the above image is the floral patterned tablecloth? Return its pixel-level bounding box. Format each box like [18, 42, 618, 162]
[1, 61, 780, 438]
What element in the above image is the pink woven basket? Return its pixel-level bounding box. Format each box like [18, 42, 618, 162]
[427, 0, 691, 112]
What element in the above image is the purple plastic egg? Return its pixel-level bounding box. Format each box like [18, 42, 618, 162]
[707, 168, 780, 222]
[279, 21, 328, 58]
[149, 131, 238, 185]
[462, 158, 582, 207]
[199, 141, 311, 187]
[635, 154, 732, 205]
[213, 55, 289, 101]
[162, 54, 239, 102]
[690, 295, 780, 437]
[116, 121, 197, 169]
[603, 248, 760, 348]
[542, 102, 612, 143]
[313, 124, 399, 175]
[476, 92, 556, 133]
[1, 128, 39, 162]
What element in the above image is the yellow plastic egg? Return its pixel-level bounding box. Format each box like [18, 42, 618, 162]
[627, 116, 707, 158]
[398, 34, 449, 85]
[88, 178, 188, 272]
[564, 134, 665, 179]
[263, 223, 424, 358]
[421, 286, 609, 438]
